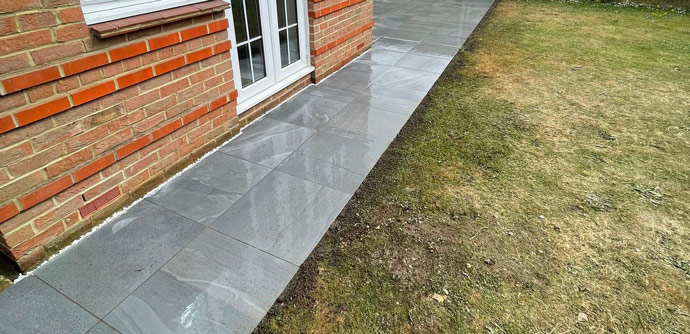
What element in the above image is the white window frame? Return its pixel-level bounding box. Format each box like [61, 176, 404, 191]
[227, 0, 312, 114]
[80, 0, 210, 25]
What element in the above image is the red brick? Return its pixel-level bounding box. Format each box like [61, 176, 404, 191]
[213, 40, 231, 54]
[58, 7, 84, 23]
[148, 32, 180, 50]
[207, 19, 229, 33]
[182, 105, 208, 125]
[15, 97, 71, 126]
[152, 119, 182, 141]
[83, 173, 123, 201]
[186, 47, 213, 63]
[73, 153, 115, 182]
[31, 41, 84, 65]
[116, 67, 154, 89]
[0, 115, 16, 134]
[62, 53, 108, 76]
[12, 221, 64, 259]
[116, 135, 151, 159]
[0, 0, 40, 13]
[26, 84, 55, 103]
[154, 56, 186, 75]
[0, 141, 33, 166]
[55, 23, 89, 41]
[19, 175, 73, 210]
[2, 66, 61, 94]
[34, 195, 83, 231]
[18, 12, 57, 31]
[9, 145, 64, 176]
[4, 224, 33, 247]
[0, 53, 30, 75]
[0, 202, 19, 223]
[125, 90, 159, 111]
[109, 42, 147, 62]
[180, 25, 208, 41]
[45, 149, 93, 178]
[0, 29, 52, 56]
[229, 90, 238, 101]
[209, 96, 227, 110]
[71, 80, 116, 106]
[93, 128, 132, 154]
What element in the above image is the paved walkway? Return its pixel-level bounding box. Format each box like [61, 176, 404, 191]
[0, 0, 493, 333]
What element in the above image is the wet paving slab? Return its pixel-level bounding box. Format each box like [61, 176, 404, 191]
[0, 0, 494, 332]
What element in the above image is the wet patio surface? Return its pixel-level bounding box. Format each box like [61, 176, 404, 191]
[0, 0, 493, 332]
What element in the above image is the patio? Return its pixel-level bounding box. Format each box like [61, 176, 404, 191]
[0, 0, 494, 332]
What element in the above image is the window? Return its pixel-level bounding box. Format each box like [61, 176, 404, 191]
[228, 0, 309, 112]
[80, 0, 210, 25]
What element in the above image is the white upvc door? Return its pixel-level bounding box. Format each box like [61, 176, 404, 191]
[227, 0, 309, 114]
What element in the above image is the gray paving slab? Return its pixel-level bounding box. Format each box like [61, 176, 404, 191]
[0, 0, 495, 332]
[35, 201, 204, 317]
[276, 152, 366, 194]
[394, 53, 451, 74]
[265, 93, 350, 129]
[219, 118, 316, 168]
[320, 102, 409, 147]
[87, 322, 120, 334]
[0, 276, 98, 334]
[104, 229, 297, 334]
[147, 153, 271, 225]
[210, 171, 349, 265]
[295, 132, 386, 176]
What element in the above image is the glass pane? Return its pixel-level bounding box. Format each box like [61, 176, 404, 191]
[287, 0, 297, 25]
[237, 44, 252, 86]
[279, 30, 289, 68]
[231, 0, 247, 43]
[245, 0, 262, 39]
[250, 40, 266, 82]
[288, 26, 300, 64]
[276, 0, 286, 29]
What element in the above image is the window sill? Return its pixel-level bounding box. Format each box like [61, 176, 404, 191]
[88, 0, 230, 39]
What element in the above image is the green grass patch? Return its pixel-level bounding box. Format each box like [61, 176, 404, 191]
[258, 1, 690, 333]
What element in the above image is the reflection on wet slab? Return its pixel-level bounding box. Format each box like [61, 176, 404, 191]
[219, 118, 316, 168]
[105, 229, 297, 334]
[34, 201, 203, 317]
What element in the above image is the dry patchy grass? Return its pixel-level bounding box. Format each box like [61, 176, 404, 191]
[258, 1, 689, 333]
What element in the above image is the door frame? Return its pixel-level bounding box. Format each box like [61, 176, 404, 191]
[226, 0, 313, 114]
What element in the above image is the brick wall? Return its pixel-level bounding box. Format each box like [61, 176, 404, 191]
[0, 0, 372, 271]
[308, 0, 374, 82]
[0, 1, 239, 269]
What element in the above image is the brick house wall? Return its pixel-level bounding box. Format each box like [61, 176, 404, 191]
[0, 0, 372, 270]
[308, 0, 374, 82]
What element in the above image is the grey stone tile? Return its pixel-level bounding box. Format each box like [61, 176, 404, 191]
[219, 118, 316, 168]
[295, 132, 385, 176]
[210, 171, 348, 264]
[394, 53, 451, 74]
[321, 103, 408, 147]
[147, 154, 270, 225]
[104, 229, 297, 334]
[276, 152, 366, 194]
[266, 93, 349, 129]
[372, 67, 440, 92]
[348, 95, 419, 117]
[35, 201, 204, 317]
[365, 84, 428, 103]
[421, 33, 469, 47]
[87, 322, 120, 334]
[354, 49, 406, 66]
[409, 43, 460, 59]
[0, 276, 98, 334]
[302, 85, 359, 104]
[372, 37, 418, 52]
[379, 28, 429, 42]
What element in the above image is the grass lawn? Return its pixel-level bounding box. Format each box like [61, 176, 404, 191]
[256, 1, 690, 333]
